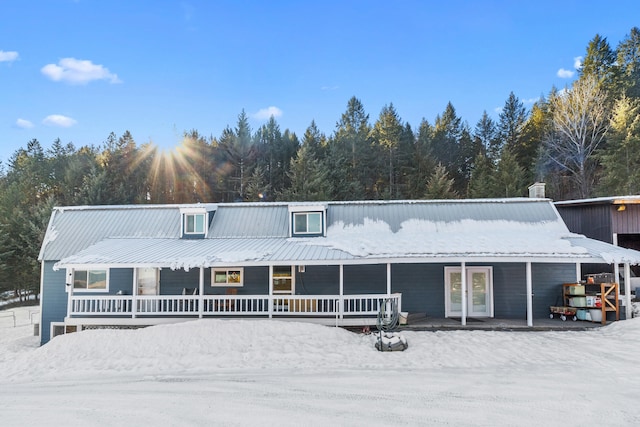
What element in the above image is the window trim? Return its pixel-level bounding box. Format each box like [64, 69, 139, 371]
[184, 212, 206, 235]
[72, 269, 109, 292]
[292, 212, 323, 236]
[211, 268, 244, 287]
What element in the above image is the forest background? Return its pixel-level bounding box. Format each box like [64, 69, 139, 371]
[1, 29, 640, 299]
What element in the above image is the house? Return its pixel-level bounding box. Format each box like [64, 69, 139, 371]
[555, 195, 640, 292]
[37, 198, 640, 344]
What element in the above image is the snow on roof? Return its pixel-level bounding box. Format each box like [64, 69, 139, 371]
[44, 198, 640, 267]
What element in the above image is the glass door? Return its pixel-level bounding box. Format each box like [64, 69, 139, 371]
[445, 267, 493, 318]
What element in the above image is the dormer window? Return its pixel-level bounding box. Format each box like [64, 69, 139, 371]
[294, 212, 322, 234]
[180, 207, 209, 238]
[185, 213, 205, 234]
[288, 204, 326, 237]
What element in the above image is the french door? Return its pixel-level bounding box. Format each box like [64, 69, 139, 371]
[445, 266, 493, 318]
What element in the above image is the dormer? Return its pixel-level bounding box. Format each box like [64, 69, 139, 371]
[288, 204, 327, 237]
[180, 206, 209, 239]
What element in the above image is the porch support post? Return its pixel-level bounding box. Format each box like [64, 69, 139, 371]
[526, 262, 533, 327]
[575, 263, 581, 283]
[386, 263, 391, 295]
[198, 267, 204, 319]
[461, 261, 467, 326]
[268, 265, 273, 318]
[624, 263, 632, 320]
[339, 264, 344, 320]
[66, 268, 73, 318]
[132, 268, 138, 319]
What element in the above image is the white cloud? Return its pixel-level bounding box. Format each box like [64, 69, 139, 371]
[557, 68, 575, 78]
[523, 97, 540, 105]
[41, 58, 121, 85]
[574, 56, 583, 70]
[42, 114, 77, 128]
[321, 85, 339, 91]
[15, 118, 34, 129]
[253, 106, 283, 120]
[493, 107, 502, 114]
[0, 50, 19, 62]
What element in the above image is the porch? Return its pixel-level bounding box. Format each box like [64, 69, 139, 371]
[66, 293, 402, 327]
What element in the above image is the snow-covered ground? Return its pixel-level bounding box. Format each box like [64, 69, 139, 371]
[1, 306, 639, 426]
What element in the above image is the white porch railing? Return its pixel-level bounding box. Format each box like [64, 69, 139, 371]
[69, 293, 402, 319]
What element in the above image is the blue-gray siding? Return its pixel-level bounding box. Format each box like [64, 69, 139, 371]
[40, 261, 67, 345]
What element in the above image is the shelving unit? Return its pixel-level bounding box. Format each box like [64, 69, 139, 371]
[562, 282, 619, 325]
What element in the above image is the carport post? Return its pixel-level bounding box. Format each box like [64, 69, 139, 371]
[624, 263, 632, 320]
[526, 262, 533, 327]
[199, 267, 204, 319]
[461, 261, 467, 326]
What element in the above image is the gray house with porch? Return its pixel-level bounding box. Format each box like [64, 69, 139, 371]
[37, 198, 640, 344]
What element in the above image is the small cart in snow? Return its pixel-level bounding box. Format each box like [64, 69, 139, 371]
[549, 306, 577, 321]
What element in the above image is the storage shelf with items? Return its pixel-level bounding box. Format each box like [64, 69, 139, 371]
[562, 279, 619, 325]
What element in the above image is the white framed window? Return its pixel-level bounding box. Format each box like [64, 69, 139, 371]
[184, 213, 206, 234]
[293, 212, 322, 235]
[211, 268, 244, 287]
[73, 269, 109, 291]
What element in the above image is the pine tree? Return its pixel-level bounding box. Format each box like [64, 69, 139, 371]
[493, 148, 527, 197]
[468, 153, 495, 198]
[370, 103, 404, 198]
[616, 27, 640, 99]
[494, 92, 528, 163]
[424, 163, 458, 199]
[281, 143, 330, 201]
[598, 96, 640, 195]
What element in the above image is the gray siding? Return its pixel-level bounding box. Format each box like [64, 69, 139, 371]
[557, 205, 613, 243]
[40, 261, 67, 344]
[392, 263, 446, 317]
[295, 265, 339, 295]
[343, 264, 386, 294]
[532, 263, 576, 318]
[612, 204, 640, 234]
[492, 263, 527, 319]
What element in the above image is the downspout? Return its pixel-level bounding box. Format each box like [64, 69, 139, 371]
[461, 261, 467, 326]
[526, 262, 533, 327]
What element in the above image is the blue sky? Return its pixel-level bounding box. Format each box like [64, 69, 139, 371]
[1, 0, 639, 165]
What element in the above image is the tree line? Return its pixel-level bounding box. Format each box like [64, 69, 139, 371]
[1, 28, 639, 298]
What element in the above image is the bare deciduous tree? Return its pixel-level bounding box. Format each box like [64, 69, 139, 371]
[543, 75, 611, 198]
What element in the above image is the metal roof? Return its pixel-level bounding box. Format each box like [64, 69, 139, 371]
[209, 205, 289, 238]
[328, 199, 558, 232]
[41, 199, 640, 266]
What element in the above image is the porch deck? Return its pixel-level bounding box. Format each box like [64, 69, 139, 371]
[397, 313, 605, 331]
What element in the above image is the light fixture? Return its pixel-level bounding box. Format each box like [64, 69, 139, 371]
[617, 204, 626, 212]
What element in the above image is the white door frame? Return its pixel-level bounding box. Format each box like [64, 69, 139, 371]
[444, 266, 494, 318]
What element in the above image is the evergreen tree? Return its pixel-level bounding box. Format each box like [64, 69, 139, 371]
[473, 111, 497, 159]
[493, 148, 527, 197]
[616, 27, 640, 99]
[495, 92, 528, 163]
[327, 97, 371, 199]
[409, 119, 437, 198]
[370, 103, 404, 198]
[598, 96, 640, 194]
[281, 142, 331, 201]
[579, 34, 618, 101]
[424, 163, 458, 199]
[468, 153, 495, 198]
[218, 110, 258, 201]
